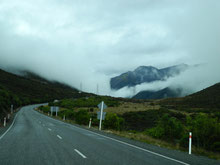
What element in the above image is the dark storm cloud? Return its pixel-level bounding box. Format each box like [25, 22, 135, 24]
[0, 0, 219, 96]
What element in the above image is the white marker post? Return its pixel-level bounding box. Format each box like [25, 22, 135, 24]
[63, 115, 66, 121]
[51, 107, 53, 116]
[99, 101, 104, 131]
[7, 114, 10, 120]
[11, 105, 13, 114]
[189, 132, 192, 155]
[56, 109, 58, 117]
[3, 117, 6, 127]
[89, 118, 92, 128]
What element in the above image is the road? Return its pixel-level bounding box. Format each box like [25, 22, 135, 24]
[0, 105, 219, 165]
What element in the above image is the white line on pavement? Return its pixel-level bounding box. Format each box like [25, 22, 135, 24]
[0, 112, 19, 140]
[36, 107, 189, 165]
[48, 128, 52, 131]
[57, 135, 62, 139]
[74, 149, 87, 159]
[71, 126, 190, 165]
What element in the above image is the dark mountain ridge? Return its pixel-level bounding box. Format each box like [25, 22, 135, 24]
[110, 64, 188, 90]
[132, 87, 183, 100]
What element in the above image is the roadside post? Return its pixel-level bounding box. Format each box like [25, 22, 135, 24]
[89, 118, 92, 128]
[97, 101, 107, 131]
[189, 132, 192, 154]
[50, 107, 53, 116]
[4, 117, 6, 127]
[63, 115, 66, 121]
[7, 114, 10, 120]
[11, 105, 13, 114]
[56, 107, 58, 117]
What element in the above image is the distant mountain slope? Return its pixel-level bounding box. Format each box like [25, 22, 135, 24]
[0, 69, 89, 120]
[132, 88, 182, 99]
[110, 64, 188, 90]
[160, 83, 220, 109]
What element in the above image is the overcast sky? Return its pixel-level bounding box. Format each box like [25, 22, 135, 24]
[0, 0, 219, 97]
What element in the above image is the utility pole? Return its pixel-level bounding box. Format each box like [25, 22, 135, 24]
[80, 82, 82, 92]
[96, 84, 99, 95]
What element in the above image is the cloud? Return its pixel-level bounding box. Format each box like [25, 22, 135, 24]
[0, 0, 219, 97]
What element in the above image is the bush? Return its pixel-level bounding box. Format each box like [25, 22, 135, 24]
[103, 113, 124, 130]
[64, 109, 76, 120]
[211, 142, 220, 152]
[147, 114, 184, 141]
[190, 113, 220, 150]
[179, 134, 189, 148]
[75, 109, 90, 125]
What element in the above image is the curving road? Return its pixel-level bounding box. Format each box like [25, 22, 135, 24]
[0, 105, 219, 165]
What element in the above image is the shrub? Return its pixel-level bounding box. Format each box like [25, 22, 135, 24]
[75, 109, 90, 125]
[190, 113, 220, 150]
[147, 114, 184, 141]
[103, 113, 124, 130]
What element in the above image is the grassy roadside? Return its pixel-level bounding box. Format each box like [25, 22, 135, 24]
[35, 106, 220, 160]
[105, 130, 220, 160]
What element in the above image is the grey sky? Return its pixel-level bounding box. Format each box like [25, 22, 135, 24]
[0, 0, 219, 96]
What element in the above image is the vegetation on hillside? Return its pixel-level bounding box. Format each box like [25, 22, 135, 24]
[0, 69, 89, 120]
[51, 96, 120, 109]
[160, 83, 220, 109]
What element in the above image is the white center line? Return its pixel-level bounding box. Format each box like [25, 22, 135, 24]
[74, 149, 87, 159]
[48, 128, 52, 131]
[57, 135, 62, 139]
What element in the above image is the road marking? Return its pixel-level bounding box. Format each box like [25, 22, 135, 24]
[71, 126, 190, 165]
[57, 135, 62, 139]
[36, 106, 189, 165]
[74, 149, 87, 159]
[48, 128, 52, 131]
[0, 112, 19, 140]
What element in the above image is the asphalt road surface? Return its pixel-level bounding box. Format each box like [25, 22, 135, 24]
[0, 105, 219, 165]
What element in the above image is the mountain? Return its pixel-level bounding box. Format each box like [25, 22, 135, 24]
[132, 87, 182, 99]
[0, 69, 91, 120]
[160, 83, 220, 109]
[110, 64, 188, 90]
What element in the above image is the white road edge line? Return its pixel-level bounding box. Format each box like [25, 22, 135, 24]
[74, 149, 87, 159]
[72, 126, 190, 165]
[0, 112, 19, 140]
[57, 135, 62, 139]
[48, 128, 52, 131]
[36, 107, 189, 165]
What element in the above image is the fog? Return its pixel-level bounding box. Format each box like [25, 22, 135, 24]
[0, 0, 219, 97]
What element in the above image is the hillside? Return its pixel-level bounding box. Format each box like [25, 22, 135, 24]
[160, 83, 220, 109]
[132, 87, 182, 99]
[0, 69, 90, 120]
